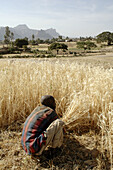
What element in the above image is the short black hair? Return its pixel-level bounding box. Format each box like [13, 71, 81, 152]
[41, 95, 56, 110]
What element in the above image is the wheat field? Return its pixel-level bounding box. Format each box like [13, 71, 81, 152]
[0, 58, 113, 169]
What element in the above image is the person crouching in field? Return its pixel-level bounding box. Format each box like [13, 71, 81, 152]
[21, 95, 64, 157]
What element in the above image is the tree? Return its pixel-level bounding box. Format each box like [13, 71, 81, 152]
[85, 41, 97, 50]
[66, 36, 69, 40]
[48, 42, 68, 54]
[32, 34, 35, 41]
[15, 38, 28, 48]
[50, 38, 58, 43]
[59, 36, 62, 39]
[4, 26, 14, 47]
[77, 41, 86, 50]
[77, 41, 97, 51]
[36, 38, 44, 44]
[4, 26, 11, 45]
[45, 39, 50, 44]
[31, 34, 35, 45]
[96, 31, 113, 45]
[10, 32, 14, 47]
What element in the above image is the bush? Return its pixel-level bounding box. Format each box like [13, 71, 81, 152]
[15, 38, 28, 48]
[0, 47, 9, 54]
[40, 54, 46, 58]
[9, 55, 32, 58]
[46, 54, 56, 58]
[77, 41, 97, 50]
[48, 42, 68, 54]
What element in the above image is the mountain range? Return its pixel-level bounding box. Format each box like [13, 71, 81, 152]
[0, 24, 60, 41]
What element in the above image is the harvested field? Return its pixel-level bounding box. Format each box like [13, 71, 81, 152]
[0, 55, 113, 169]
[1, 53, 113, 67]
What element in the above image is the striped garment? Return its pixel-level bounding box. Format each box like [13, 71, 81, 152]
[21, 105, 58, 155]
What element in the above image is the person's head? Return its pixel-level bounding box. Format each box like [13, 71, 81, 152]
[41, 95, 56, 110]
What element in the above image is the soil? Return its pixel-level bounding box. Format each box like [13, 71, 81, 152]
[0, 127, 111, 170]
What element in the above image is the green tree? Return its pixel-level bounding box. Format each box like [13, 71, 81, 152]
[10, 32, 14, 47]
[45, 39, 50, 44]
[85, 41, 97, 50]
[24, 37, 28, 42]
[48, 42, 68, 54]
[59, 36, 62, 40]
[96, 31, 113, 45]
[4, 26, 11, 45]
[32, 34, 35, 41]
[31, 34, 35, 45]
[36, 38, 44, 44]
[4, 26, 14, 47]
[50, 38, 57, 43]
[66, 36, 69, 40]
[15, 38, 28, 48]
[77, 41, 97, 51]
[77, 41, 86, 50]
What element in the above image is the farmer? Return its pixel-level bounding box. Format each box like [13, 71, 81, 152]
[21, 95, 64, 156]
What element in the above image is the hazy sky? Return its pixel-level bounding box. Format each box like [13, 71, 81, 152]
[0, 0, 113, 37]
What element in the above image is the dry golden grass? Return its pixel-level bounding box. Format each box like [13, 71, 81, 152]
[0, 58, 113, 169]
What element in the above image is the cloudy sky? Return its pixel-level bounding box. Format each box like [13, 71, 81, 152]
[0, 0, 113, 37]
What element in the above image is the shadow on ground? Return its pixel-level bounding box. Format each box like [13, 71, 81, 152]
[32, 134, 110, 170]
[0, 129, 111, 170]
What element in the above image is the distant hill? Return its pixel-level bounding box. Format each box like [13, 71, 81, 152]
[0, 24, 60, 41]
